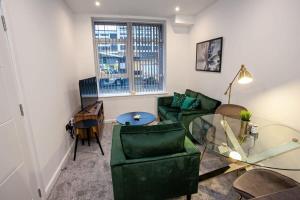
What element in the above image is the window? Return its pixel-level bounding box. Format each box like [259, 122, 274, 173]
[93, 20, 165, 96]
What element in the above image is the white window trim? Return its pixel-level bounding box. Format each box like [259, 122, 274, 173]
[99, 91, 169, 98]
[91, 17, 167, 98]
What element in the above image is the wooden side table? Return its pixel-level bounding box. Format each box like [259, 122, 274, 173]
[73, 101, 104, 160]
[74, 101, 104, 141]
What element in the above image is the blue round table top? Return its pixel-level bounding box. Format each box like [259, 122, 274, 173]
[116, 112, 156, 126]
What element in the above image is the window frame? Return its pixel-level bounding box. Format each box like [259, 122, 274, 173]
[91, 17, 167, 97]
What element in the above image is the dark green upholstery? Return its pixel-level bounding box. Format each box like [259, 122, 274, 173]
[111, 124, 201, 200]
[158, 106, 179, 116]
[158, 120, 174, 125]
[120, 123, 185, 159]
[181, 96, 196, 109]
[171, 92, 186, 108]
[157, 89, 221, 139]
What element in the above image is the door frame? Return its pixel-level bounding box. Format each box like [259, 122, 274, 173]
[0, 0, 45, 199]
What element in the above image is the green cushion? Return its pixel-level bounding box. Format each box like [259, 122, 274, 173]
[189, 98, 201, 109]
[197, 93, 221, 111]
[181, 96, 196, 110]
[185, 89, 198, 98]
[120, 123, 185, 159]
[171, 92, 185, 108]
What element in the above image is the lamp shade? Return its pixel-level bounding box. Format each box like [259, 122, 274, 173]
[238, 65, 253, 84]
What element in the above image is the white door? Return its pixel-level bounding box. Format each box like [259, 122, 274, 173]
[0, 1, 39, 200]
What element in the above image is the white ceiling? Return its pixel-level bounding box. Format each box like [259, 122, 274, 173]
[64, 0, 217, 17]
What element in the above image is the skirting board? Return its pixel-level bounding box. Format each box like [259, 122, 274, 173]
[44, 140, 75, 198]
[104, 118, 116, 123]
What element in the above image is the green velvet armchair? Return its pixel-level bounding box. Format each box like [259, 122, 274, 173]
[110, 123, 201, 200]
[158, 89, 221, 139]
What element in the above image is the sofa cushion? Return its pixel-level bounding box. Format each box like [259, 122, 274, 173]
[189, 98, 201, 109]
[197, 93, 221, 111]
[120, 123, 185, 159]
[158, 106, 180, 117]
[185, 89, 198, 98]
[166, 112, 179, 122]
[181, 96, 196, 110]
[171, 92, 185, 108]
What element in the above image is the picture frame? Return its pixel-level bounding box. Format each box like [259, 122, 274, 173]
[195, 37, 223, 72]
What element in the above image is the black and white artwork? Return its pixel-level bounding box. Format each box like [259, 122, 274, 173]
[195, 37, 223, 72]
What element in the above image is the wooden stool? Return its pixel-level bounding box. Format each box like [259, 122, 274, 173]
[73, 119, 104, 161]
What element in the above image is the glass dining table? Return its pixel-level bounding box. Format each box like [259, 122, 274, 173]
[189, 114, 300, 181]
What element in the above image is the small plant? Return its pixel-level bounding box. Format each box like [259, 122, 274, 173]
[240, 110, 252, 121]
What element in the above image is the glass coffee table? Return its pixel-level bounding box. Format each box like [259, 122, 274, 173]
[189, 114, 300, 181]
[116, 112, 156, 126]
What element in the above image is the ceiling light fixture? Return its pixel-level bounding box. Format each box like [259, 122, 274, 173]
[95, 1, 101, 7]
[175, 6, 180, 12]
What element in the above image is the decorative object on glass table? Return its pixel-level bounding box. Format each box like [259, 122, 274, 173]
[247, 122, 259, 138]
[240, 110, 252, 121]
[250, 124, 258, 135]
[239, 110, 252, 142]
[244, 134, 257, 149]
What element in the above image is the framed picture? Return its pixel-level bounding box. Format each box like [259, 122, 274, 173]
[195, 37, 223, 72]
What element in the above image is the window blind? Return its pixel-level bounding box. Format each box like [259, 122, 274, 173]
[132, 24, 164, 93]
[94, 23, 130, 95]
[93, 21, 164, 96]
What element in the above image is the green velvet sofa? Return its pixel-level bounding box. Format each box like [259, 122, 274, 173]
[110, 123, 200, 200]
[158, 89, 221, 138]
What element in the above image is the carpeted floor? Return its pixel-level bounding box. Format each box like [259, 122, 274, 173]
[48, 123, 240, 200]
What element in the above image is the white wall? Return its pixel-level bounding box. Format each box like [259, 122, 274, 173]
[188, 0, 300, 130]
[4, 0, 79, 194]
[75, 14, 189, 121]
[186, 0, 300, 181]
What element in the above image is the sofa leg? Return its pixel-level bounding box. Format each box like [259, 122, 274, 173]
[157, 116, 161, 122]
[187, 194, 191, 200]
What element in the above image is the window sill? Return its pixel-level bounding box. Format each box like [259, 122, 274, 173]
[99, 91, 169, 98]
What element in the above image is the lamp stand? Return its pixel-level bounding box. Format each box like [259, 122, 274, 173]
[226, 83, 233, 104]
[224, 65, 245, 104]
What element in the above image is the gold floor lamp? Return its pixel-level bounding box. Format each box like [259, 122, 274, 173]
[224, 65, 253, 104]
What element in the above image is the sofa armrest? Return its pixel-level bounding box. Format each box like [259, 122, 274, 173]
[184, 136, 200, 154]
[179, 109, 210, 118]
[157, 96, 173, 107]
[110, 125, 127, 166]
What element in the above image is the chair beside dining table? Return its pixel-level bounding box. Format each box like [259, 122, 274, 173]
[215, 104, 247, 119]
[233, 168, 299, 199]
[251, 186, 300, 200]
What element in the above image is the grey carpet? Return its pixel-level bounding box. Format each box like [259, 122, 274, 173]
[48, 123, 240, 200]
